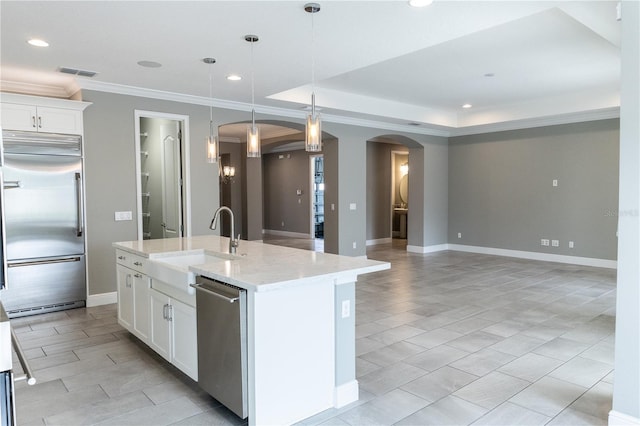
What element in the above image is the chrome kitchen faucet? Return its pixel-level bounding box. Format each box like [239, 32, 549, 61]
[209, 206, 240, 254]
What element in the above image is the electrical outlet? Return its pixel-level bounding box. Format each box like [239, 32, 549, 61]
[281, 221, 285, 227]
[349, 203, 356, 210]
[457, 232, 462, 239]
[341, 300, 351, 318]
[352, 241, 357, 249]
[541, 239, 550, 246]
[552, 239, 559, 247]
[569, 241, 574, 248]
[552, 179, 558, 187]
[114, 211, 132, 221]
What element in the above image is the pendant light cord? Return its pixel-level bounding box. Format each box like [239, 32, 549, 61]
[251, 40, 256, 126]
[311, 9, 316, 98]
[208, 63, 214, 133]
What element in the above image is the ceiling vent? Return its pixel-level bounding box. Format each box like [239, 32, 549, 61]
[58, 67, 98, 78]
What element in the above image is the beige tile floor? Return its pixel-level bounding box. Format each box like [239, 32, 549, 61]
[11, 239, 615, 425]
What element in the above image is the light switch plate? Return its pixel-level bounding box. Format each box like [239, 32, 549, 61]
[115, 211, 132, 221]
[349, 203, 356, 210]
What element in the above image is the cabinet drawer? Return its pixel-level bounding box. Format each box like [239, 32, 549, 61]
[115, 250, 148, 273]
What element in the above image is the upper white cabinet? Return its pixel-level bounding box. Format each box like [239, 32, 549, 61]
[0, 93, 91, 135]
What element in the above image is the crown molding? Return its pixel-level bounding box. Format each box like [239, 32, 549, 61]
[78, 79, 619, 140]
[77, 80, 452, 138]
[450, 107, 620, 137]
[0, 79, 80, 99]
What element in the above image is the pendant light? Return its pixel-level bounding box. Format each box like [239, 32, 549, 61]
[305, 3, 322, 152]
[203, 57, 219, 163]
[245, 35, 261, 158]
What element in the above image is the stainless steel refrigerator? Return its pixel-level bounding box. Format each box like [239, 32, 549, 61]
[0, 130, 86, 317]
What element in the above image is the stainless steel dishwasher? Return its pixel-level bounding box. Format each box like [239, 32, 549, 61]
[192, 276, 248, 419]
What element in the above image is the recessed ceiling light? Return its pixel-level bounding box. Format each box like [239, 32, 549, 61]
[408, 0, 433, 7]
[227, 74, 242, 81]
[484, 73, 495, 77]
[137, 60, 162, 68]
[462, 103, 473, 109]
[27, 38, 49, 47]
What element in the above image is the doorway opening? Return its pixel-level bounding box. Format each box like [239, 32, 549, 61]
[391, 150, 409, 239]
[134, 111, 191, 240]
[310, 155, 324, 239]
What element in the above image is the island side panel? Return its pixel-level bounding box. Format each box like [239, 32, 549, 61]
[334, 281, 358, 407]
[248, 280, 335, 426]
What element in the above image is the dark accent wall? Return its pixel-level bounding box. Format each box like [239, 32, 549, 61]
[262, 149, 314, 235]
[448, 119, 620, 260]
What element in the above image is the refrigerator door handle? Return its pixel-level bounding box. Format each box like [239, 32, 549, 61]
[75, 172, 84, 237]
[3, 181, 21, 190]
[0, 171, 7, 290]
[8, 257, 81, 268]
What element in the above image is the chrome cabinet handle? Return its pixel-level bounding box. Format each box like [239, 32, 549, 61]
[118, 255, 126, 260]
[134, 261, 143, 266]
[32, 116, 36, 128]
[38, 116, 42, 128]
[134, 273, 142, 278]
[163, 304, 168, 320]
[167, 305, 173, 322]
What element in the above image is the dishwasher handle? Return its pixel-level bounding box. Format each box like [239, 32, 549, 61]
[190, 283, 240, 303]
[10, 329, 36, 386]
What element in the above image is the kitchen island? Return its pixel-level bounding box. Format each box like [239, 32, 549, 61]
[113, 235, 389, 426]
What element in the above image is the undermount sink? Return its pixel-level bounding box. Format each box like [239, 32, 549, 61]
[149, 250, 236, 294]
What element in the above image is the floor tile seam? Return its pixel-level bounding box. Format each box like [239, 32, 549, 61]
[507, 384, 591, 421]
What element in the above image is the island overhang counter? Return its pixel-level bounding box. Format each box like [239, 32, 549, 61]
[113, 235, 390, 425]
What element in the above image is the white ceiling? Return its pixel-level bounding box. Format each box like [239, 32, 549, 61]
[0, 1, 621, 137]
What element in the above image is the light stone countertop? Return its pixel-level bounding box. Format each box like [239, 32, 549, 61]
[114, 235, 390, 292]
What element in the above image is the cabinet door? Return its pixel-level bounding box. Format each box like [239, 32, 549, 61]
[116, 265, 134, 331]
[171, 298, 198, 381]
[149, 289, 171, 361]
[1, 103, 38, 131]
[133, 273, 150, 343]
[36, 107, 83, 135]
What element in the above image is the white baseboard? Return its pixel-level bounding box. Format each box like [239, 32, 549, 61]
[333, 380, 359, 409]
[86, 291, 117, 307]
[448, 244, 617, 269]
[609, 410, 640, 425]
[407, 244, 449, 254]
[262, 229, 312, 239]
[366, 238, 392, 246]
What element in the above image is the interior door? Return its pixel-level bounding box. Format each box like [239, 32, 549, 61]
[160, 122, 182, 238]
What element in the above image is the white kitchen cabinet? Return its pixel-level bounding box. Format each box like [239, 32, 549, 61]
[116, 251, 150, 343]
[116, 265, 134, 330]
[1, 103, 84, 135]
[149, 287, 198, 381]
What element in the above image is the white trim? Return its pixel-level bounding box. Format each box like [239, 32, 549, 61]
[262, 229, 312, 239]
[407, 244, 449, 254]
[86, 292, 117, 307]
[609, 410, 640, 426]
[77, 80, 620, 139]
[448, 244, 617, 269]
[333, 380, 359, 409]
[450, 107, 620, 137]
[1, 80, 81, 99]
[0, 92, 91, 110]
[366, 238, 392, 246]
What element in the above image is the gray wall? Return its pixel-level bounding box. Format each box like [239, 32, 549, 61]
[262, 149, 313, 235]
[448, 119, 619, 260]
[612, 0, 639, 420]
[82, 90, 246, 296]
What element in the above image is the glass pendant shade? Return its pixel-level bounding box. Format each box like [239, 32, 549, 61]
[247, 119, 261, 158]
[206, 133, 219, 163]
[305, 113, 322, 152]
